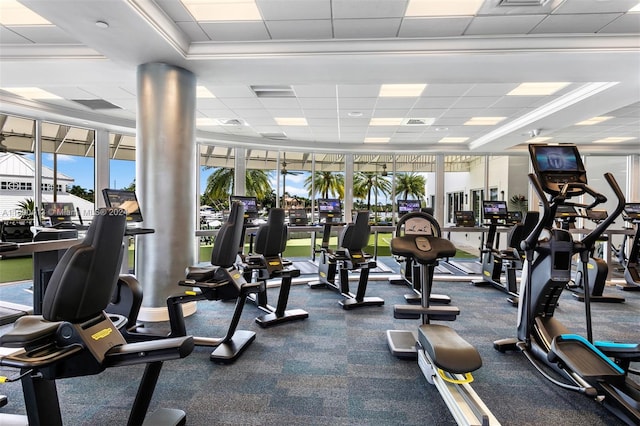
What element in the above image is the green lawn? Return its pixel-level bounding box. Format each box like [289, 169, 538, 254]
[1, 235, 475, 283]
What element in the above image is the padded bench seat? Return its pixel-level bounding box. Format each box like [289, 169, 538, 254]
[418, 324, 482, 374]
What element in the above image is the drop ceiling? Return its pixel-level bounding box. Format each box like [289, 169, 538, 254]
[0, 0, 638, 155]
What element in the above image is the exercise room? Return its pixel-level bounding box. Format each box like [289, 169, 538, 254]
[0, 1, 639, 425]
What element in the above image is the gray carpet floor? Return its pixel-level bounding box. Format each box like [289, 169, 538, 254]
[0, 260, 637, 425]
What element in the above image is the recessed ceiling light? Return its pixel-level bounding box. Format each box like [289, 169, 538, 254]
[575, 116, 613, 125]
[438, 137, 469, 143]
[369, 118, 403, 126]
[181, 0, 262, 21]
[95, 21, 109, 29]
[435, 127, 449, 132]
[364, 137, 390, 143]
[1, 87, 61, 100]
[0, 0, 52, 25]
[348, 111, 363, 117]
[379, 84, 426, 97]
[507, 82, 570, 96]
[275, 117, 307, 126]
[405, 0, 484, 16]
[629, 2, 640, 12]
[464, 117, 506, 126]
[594, 137, 635, 143]
[196, 86, 216, 98]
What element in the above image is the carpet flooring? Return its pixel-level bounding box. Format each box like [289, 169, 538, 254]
[0, 259, 637, 425]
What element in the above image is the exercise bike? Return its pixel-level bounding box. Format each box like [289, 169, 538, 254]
[387, 211, 501, 426]
[388, 209, 451, 305]
[494, 143, 640, 425]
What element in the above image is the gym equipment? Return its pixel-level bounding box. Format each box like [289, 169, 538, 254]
[494, 143, 640, 425]
[564, 208, 624, 303]
[108, 201, 263, 364]
[0, 208, 193, 426]
[308, 210, 384, 309]
[617, 203, 640, 290]
[386, 212, 501, 426]
[242, 208, 309, 327]
[473, 201, 538, 305]
[388, 211, 451, 305]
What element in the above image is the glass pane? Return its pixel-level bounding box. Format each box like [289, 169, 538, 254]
[0, 114, 36, 284]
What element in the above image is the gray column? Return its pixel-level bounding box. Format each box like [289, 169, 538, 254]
[344, 154, 354, 221]
[94, 128, 109, 209]
[234, 149, 246, 195]
[435, 154, 445, 226]
[136, 62, 197, 321]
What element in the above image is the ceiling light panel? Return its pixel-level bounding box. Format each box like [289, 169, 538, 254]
[438, 137, 469, 143]
[181, 0, 262, 21]
[364, 137, 390, 143]
[1, 87, 61, 99]
[196, 86, 216, 98]
[507, 82, 570, 96]
[464, 117, 506, 125]
[275, 117, 307, 126]
[369, 118, 403, 126]
[594, 137, 635, 143]
[575, 116, 613, 125]
[379, 84, 427, 97]
[0, 0, 52, 25]
[405, 0, 484, 16]
[631, 3, 640, 12]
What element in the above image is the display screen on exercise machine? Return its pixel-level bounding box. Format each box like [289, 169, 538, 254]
[317, 198, 342, 223]
[397, 200, 420, 215]
[42, 202, 75, 224]
[482, 201, 508, 221]
[623, 203, 640, 221]
[229, 195, 258, 222]
[528, 144, 587, 197]
[102, 189, 144, 222]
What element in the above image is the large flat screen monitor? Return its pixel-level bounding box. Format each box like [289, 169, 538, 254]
[102, 189, 144, 222]
[397, 199, 421, 215]
[42, 202, 75, 224]
[482, 201, 508, 221]
[229, 195, 258, 221]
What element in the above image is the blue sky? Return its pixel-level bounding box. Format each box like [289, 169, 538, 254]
[42, 154, 311, 197]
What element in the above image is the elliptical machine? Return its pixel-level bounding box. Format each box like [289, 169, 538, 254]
[494, 143, 640, 425]
[617, 203, 640, 290]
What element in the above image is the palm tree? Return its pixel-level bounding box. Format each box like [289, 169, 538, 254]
[396, 172, 426, 200]
[203, 167, 272, 205]
[353, 171, 391, 210]
[305, 171, 344, 199]
[17, 198, 34, 219]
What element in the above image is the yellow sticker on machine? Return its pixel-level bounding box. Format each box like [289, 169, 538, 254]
[268, 261, 280, 266]
[91, 328, 113, 341]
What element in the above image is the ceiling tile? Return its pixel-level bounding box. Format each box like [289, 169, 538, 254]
[333, 18, 402, 38]
[332, 0, 409, 19]
[399, 17, 472, 37]
[4, 26, 79, 44]
[199, 22, 270, 41]
[176, 22, 210, 42]
[0, 27, 32, 43]
[598, 13, 640, 33]
[256, 0, 331, 20]
[531, 13, 623, 34]
[266, 19, 333, 39]
[293, 85, 336, 97]
[552, 0, 640, 14]
[465, 15, 546, 35]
